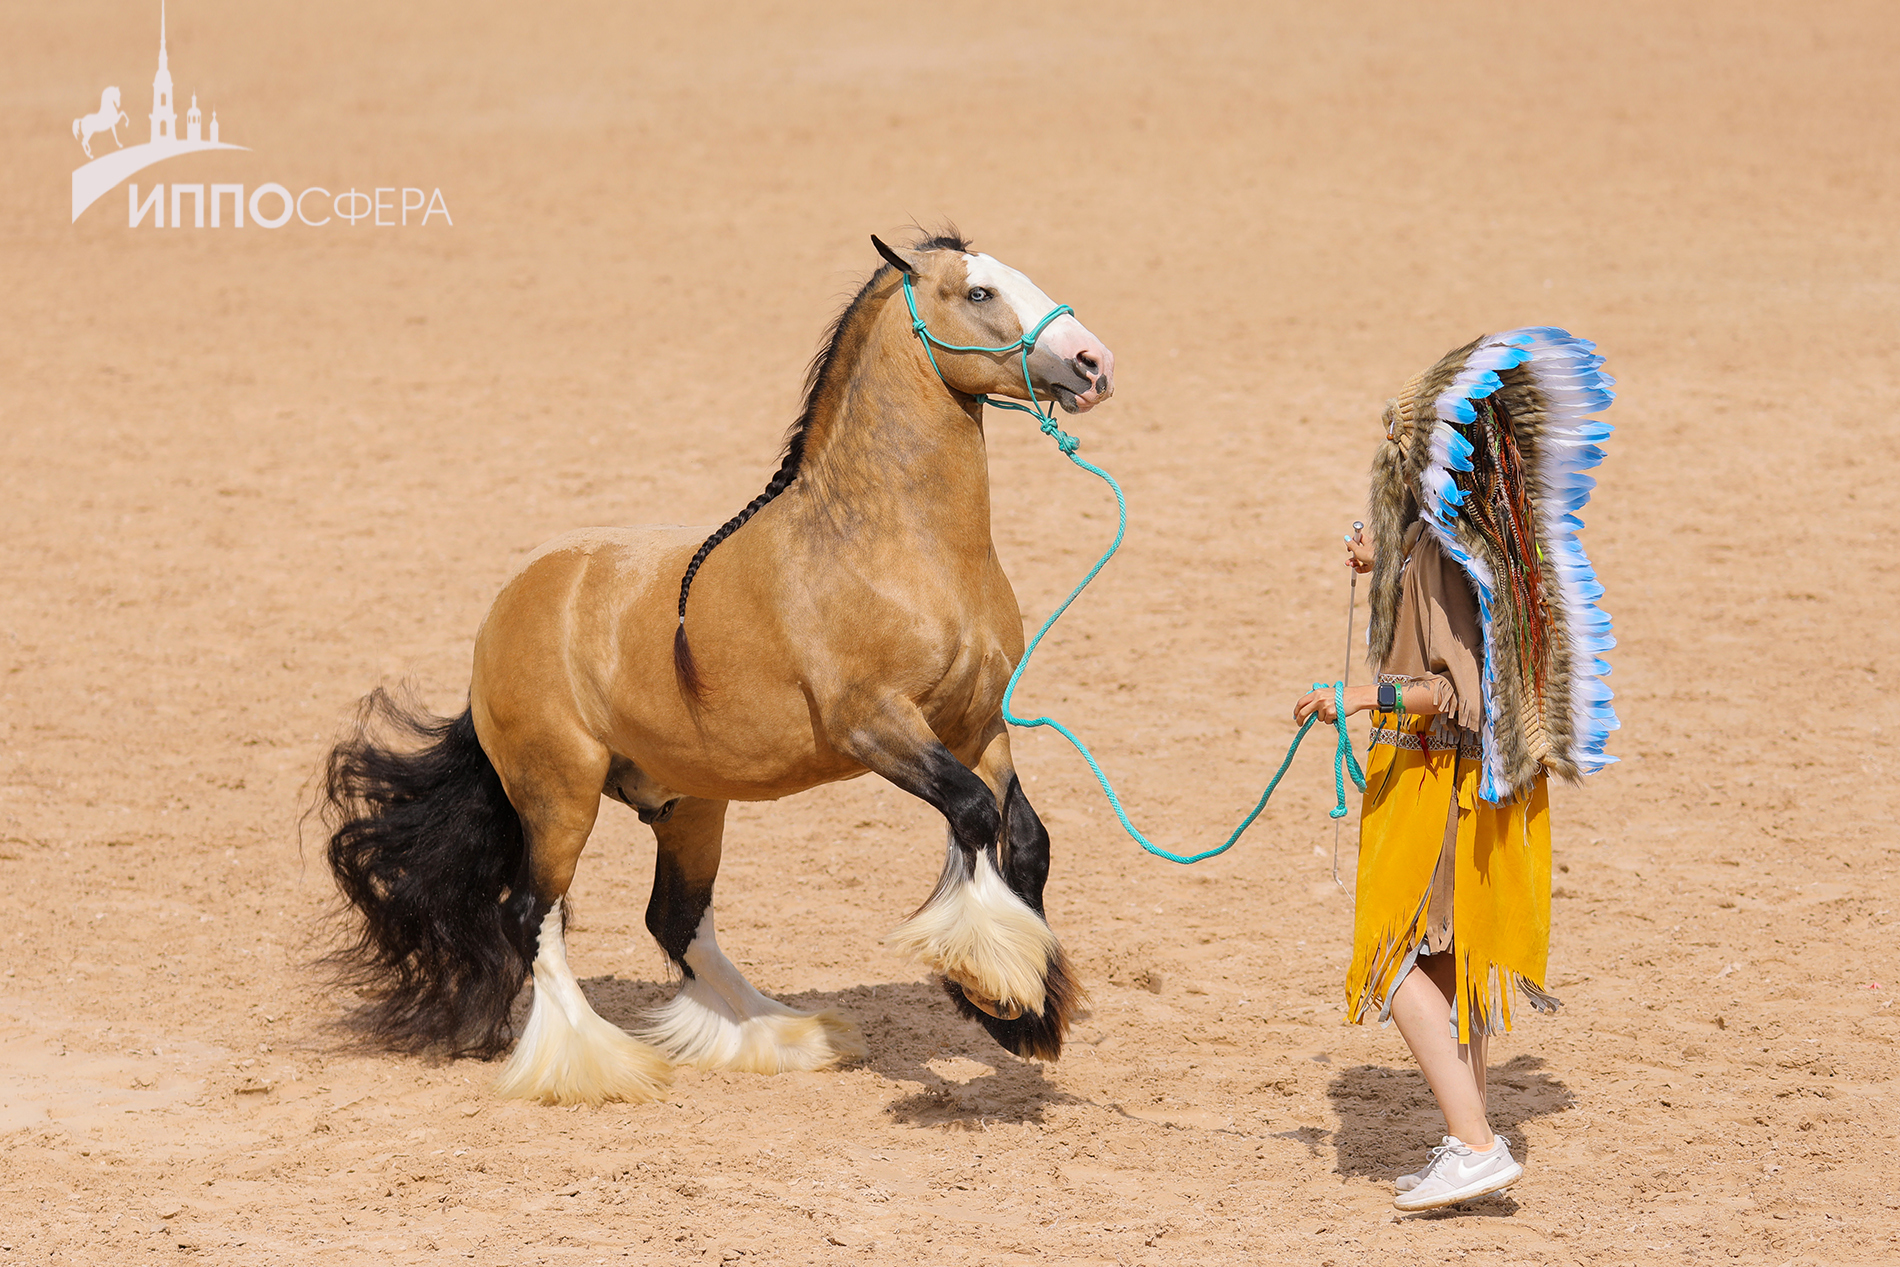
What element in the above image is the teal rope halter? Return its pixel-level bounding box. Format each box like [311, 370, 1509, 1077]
[901, 274, 1083, 451]
[903, 276, 1369, 865]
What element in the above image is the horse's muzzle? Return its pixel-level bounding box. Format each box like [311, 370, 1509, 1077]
[1030, 315, 1115, 414]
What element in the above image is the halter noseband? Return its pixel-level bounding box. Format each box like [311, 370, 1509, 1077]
[901, 272, 1081, 454]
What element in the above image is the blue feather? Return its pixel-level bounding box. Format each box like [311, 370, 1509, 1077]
[1446, 429, 1474, 471]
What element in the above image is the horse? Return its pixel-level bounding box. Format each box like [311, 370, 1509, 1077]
[319, 231, 1115, 1106]
[73, 87, 130, 160]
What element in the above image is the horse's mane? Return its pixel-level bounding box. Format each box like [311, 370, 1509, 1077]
[786, 228, 971, 482]
[672, 230, 973, 697]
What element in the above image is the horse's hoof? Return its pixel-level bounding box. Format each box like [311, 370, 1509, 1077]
[956, 984, 1024, 1021]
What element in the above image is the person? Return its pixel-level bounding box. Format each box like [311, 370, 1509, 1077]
[1294, 328, 1618, 1213]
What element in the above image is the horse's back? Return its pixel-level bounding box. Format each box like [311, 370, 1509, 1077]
[507, 524, 702, 583]
[471, 525, 697, 741]
[470, 524, 847, 798]
[479, 523, 696, 646]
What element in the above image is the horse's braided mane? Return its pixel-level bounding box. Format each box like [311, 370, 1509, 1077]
[672, 230, 973, 697]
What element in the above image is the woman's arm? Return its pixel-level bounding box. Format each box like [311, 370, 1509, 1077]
[1291, 523, 1456, 724]
[1293, 683, 1377, 723]
[1292, 676, 1451, 724]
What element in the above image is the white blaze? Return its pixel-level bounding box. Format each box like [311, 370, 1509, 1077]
[959, 252, 1099, 382]
[961, 253, 1064, 334]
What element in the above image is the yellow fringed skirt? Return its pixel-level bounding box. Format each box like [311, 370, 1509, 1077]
[1345, 711, 1557, 1042]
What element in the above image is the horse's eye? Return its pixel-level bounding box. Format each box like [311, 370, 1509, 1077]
[967, 287, 990, 303]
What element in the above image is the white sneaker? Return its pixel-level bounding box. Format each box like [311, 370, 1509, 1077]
[1393, 1134, 1512, 1193]
[1392, 1135, 1522, 1211]
[1394, 1137, 1455, 1193]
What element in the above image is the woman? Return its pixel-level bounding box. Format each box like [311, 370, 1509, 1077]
[1295, 328, 1618, 1212]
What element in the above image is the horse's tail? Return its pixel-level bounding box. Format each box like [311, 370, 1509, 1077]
[318, 688, 528, 1057]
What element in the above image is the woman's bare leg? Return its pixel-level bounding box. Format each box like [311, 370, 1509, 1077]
[1389, 954, 1495, 1147]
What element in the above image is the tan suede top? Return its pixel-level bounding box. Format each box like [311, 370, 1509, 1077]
[1378, 522, 1487, 952]
[1378, 522, 1486, 735]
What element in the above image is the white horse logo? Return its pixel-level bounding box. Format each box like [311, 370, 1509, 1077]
[73, 86, 130, 160]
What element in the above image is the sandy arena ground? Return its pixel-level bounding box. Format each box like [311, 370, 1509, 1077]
[5, 1, 1898, 1262]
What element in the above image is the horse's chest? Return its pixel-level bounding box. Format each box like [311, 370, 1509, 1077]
[914, 625, 1014, 724]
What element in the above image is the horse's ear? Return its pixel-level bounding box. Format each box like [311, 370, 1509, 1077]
[872, 235, 920, 277]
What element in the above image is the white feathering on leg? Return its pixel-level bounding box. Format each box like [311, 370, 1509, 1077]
[493, 905, 674, 1106]
[887, 844, 1057, 1015]
[638, 911, 864, 1073]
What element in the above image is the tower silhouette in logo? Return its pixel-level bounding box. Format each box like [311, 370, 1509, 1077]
[150, 2, 175, 143]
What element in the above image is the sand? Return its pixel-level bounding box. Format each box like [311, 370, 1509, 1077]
[4, 0, 1897, 1262]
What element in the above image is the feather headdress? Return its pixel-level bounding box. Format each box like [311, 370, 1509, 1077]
[1366, 328, 1618, 802]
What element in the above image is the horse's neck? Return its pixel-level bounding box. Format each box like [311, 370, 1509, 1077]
[790, 298, 994, 556]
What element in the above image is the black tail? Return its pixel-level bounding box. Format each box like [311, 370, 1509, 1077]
[319, 689, 528, 1057]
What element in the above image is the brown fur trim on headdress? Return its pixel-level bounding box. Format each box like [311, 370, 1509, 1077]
[1365, 340, 1480, 673]
[1363, 412, 1413, 674]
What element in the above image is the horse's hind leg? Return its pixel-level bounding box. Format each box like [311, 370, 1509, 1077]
[487, 736, 673, 1106]
[637, 797, 865, 1072]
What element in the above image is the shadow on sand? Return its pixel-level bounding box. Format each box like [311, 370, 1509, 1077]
[1324, 1053, 1575, 1182]
[579, 974, 1083, 1128]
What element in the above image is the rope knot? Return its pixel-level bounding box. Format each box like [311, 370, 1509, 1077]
[1039, 418, 1080, 453]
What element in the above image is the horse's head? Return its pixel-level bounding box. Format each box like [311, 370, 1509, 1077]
[103, 86, 121, 111]
[876, 235, 1115, 415]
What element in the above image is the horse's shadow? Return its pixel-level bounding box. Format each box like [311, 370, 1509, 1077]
[579, 975, 1083, 1129]
[1324, 1053, 1575, 1181]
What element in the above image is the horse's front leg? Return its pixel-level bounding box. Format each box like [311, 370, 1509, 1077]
[969, 725, 1049, 916]
[955, 725, 1084, 1058]
[846, 707, 1081, 1059]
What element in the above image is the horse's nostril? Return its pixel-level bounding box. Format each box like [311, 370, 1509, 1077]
[1075, 351, 1099, 374]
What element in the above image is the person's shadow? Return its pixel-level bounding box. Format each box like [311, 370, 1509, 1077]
[1324, 1053, 1574, 1195]
[582, 975, 1084, 1128]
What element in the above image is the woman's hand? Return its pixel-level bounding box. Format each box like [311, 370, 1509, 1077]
[1293, 683, 1377, 724]
[1344, 522, 1374, 574]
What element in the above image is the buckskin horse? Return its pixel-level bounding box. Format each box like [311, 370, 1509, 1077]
[321, 232, 1114, 1105]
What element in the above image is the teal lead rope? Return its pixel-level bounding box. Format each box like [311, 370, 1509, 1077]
[902, 274, 1367, 865]
[999, 452, 1366, 864]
